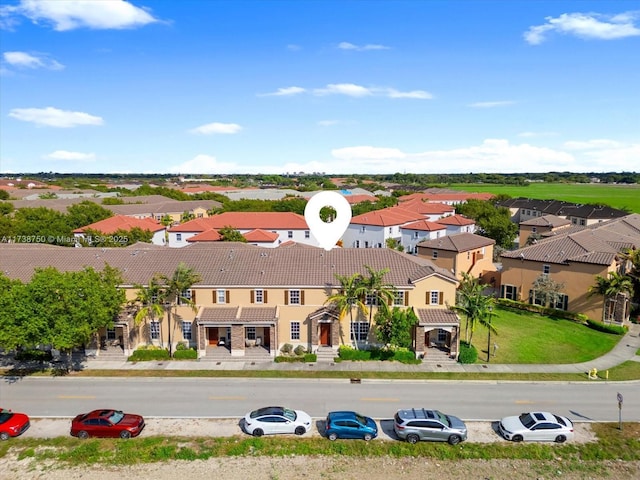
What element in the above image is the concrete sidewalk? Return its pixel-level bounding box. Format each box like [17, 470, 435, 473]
[79, 323, 640, 375]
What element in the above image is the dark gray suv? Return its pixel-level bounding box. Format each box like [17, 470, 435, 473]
[393, 408, 467, 445]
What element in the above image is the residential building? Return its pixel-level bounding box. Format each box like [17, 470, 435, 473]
[398, 191, 494, 205]
[73, 215, 166, 246]
[518, 214, 572, 247]
[434, 214, 476, 235]
[342, 206, 424, 249]
[497, 198, 627, 226]
[400, 220, 447, 255]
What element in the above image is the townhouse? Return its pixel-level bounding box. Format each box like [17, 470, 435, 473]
[73, 215, 167, 246]
[518, 214, 572, 247]
[2, 242, 461, 361]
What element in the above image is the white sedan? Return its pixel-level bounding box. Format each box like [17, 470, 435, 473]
[243, 406, 312, 437]
[498, 411, 574, 443]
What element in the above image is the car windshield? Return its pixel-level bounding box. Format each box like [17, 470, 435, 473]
[435, 411, 450, 427]
[282, 408, 297, 421]
[519, 413, 536, 429]
[553, 415, 567, 426]
[108, 411, 125, 424]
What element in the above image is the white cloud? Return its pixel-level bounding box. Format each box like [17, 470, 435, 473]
[188, 122, 242, 135]
[2, 0, 158, 31]
[260, 86, 306, 96]
[168, 154, 241, 174]
[338, 41, 390, 51]
[525, 11, 640, 45]
[9, 107, 103, 127]
[386, 88, 432, 99]
[3, 51, 64, 70]
[331, 146, 406, 160]
[468, 100, 515, 108]
[314, 83, 374, 97]
[563, 139, 624, 150]
[43, 150, 95, 161]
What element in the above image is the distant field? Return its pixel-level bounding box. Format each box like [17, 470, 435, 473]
[446, 183, 640, 213]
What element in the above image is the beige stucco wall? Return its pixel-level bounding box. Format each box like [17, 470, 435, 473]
[417, 246, 494, 281]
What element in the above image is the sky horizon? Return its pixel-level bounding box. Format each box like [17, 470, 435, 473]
[1, 0, 639, 175]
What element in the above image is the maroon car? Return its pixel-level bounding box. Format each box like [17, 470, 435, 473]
[0, 408, 30, 440]
[70, 409, 145, 439]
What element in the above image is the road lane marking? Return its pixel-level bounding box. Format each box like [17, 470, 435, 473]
[515, 400, 535, 404]
[208, 396, 246, 400]
[360, 397, 399, 402]
[57, 395, 96, 399]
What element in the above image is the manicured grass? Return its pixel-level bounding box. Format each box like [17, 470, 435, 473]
[463, 308, 620, 364]
[446, 183, 640, 213]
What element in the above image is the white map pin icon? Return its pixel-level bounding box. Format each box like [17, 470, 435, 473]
[304, 191, 352, 251]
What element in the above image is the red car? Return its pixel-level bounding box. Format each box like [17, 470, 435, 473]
[70, 409, 145, 439]
[0, 408, 30, 440]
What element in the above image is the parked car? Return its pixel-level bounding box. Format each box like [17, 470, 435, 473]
[70, 409, 145, 439]
[243, 406, 312, 437]
[393, 408, 467, 445]
[0, 408, 30, 440]
[325, 411, 378, 441]
[498, 411, 574, 443]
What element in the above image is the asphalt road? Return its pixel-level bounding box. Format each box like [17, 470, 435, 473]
[1, 377, 637, 422]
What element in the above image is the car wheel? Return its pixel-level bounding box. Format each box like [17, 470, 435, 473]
[363, 433, 373, 441]
[448, 434, 462, 445]
[0, 432, 10, 441]
[78, 430, 89, 440]
[294, 426, 306, 436]
[252, 428, 264, 437]
[512, 434, 523, 442]
[406, 434, 420, 444]
[555, 435, 567, 443]
[328, 432, 338, 441]
[120, 430, 132, 439]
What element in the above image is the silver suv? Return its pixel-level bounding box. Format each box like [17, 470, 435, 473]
[393, 408, 467, 445]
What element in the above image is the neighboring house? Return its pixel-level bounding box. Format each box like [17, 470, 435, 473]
[400, 220, 447, 254]
[500, 213, 640, 323]
[398, 191, 494, 205]
[167, 212, 316, 248]
[518, 214, 572, 247]
[415, 233, 496, 280]
[342, 206, 424, 249]
[497, 198, 628, 226]
[397, 198, 455, 221]
[435, 214, 476, 235]
[3, 242, 461, 360]
[73, 215, 166, 246]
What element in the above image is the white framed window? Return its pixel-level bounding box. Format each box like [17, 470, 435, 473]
[176, 233, 182, 241]
[289, 289, 301, 305]
[430, 291, 440, 305]
[150, 321, 160, 340]
[414, 231, 419, 239]
[502, 284, 518, 301]
[551, 293, 569, 311]
[437, 328, 447, 342]
[246, 326, 256, 340]
[365, 293, 377, 306]
[217, 289, 226, 304]
[290, 321, 300, 340]
[361, 225, 366, 233]
[355, 240, 360, 248]
[288, 231, 293, 238]
[182, 321, 192, 340]
[350, 322, 369, 342]
[254, 289, 264, 304]
[532, 227, 537, 233]
[178, 289, 192, 306]
[364, 241, 369, 248]
[393, 291, 405, 306]
[543, 264, 551, 276]
[305, 230, 310, 239]
[106, 328, 116, 340]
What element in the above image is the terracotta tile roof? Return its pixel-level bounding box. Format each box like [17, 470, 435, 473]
[169, 212, 308, 232]
[399, 192, 494, 203]
[73, 215, 164, 234]
[243, 229, 279, 242]
[350, 206, 424, 226]
[416, 308, 460, 325]
[237, 306, 278, 323]
[401, 220, 447, 232]
[418, 233, 495, 252]
[1, 241, 458, 287]
[186, 229, 223, 242]
[199, 307, 239, 323]
[399, 199, 456, 215]
[344, 194, 377, 205]
[436, 214, 475, 226]
[520, 214, 572, 228]
[502, 214, 640, 265]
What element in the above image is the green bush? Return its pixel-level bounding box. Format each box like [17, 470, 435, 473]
[172, 348, 197, 360]
[293, 345, 306, 356]
[338, 346, 371, 361]
[495, 298, 588, 323]
[175, 342, 189, 351]
[458, 341, 478, 364]
[337, 346, 419, 364]
[391, 349, 420, 364]
[280, 343, 293, 355]
[275, 355, 305, 363]
[303, 353, 317, 362]
[15, 349, 52, 362]
[128, 348, 170, 361]
[586, 319, 628, 335]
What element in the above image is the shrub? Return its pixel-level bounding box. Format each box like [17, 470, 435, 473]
[280, 343, 293, 355]
[495, 298, 588, 323]
[128, 348, 170, 361]
[175, 342, 189, 351]
[15, 349, 52, 362]
[275, 355, 305, 363]
[303, 353, 317, 362]
[173, 348, 197, 360]
[338, 346, 371, 361]
[392, 348, 420, 364]
[458, 341, 478, 364]
[293, 345, 306, 356]
[586, 319, 628, 335]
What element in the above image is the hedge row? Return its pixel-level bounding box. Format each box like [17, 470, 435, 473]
[338, 346, 420, 364]
[458, 342, 478, 364]
[495, 298, 589, 323]
[585, 319, 628, 335]
[274, 353, 317, 363]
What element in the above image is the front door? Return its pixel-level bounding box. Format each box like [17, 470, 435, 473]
[263, 327, 271, 347]
[320, 323, 331, 346]
[208, 328, 218, 346]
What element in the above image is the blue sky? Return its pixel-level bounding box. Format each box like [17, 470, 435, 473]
[0, 0, 639, 175]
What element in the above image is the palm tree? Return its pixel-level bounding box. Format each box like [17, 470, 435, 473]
[588, 271, 634, 323]
[159, 263, 202, 356]
[362, 265, 396, 331]
[325, 273, 369, 349]
[131, 274, 166, 344]
[453, 273, 497, 345]
[455, 272, 484, 341]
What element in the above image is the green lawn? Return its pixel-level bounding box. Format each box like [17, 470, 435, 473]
[446, 183, 640, 213]
[464, 308, 621, 364]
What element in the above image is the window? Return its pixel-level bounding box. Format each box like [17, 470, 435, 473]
[529, 290, 545, 306]
[580, 219, 586, 226]
[437, 329, 447, 342]
[246, 327, 256, 340]
[350, 322, 369, 341]
[178, 289, 192, 305]
[502, 284, 518, 301]
[532, 227, 537, 233]
[197, 212, 204, 218]
[414, 231, 419, 239]
[288, 231, 293, 239]
[182, 321, 192, 340]
[432, 250, 438, 259]
[429, 291, 441, 305]
[254, 289, 264, 304]
[290, 321, 300, 340]
[388, 227, 392, 234]
[543, 264, 550, 276]
[106, 328, 116, 340]
[176, 233, 182, 241]
[394, 291, 405, 306]
[467, 251, 471, 260]
[217, 289, 226, 304]
[361, 225, 366, 233]
[364, 241, 369, 248]
[150, 321, 160, 340]
[288, 289, 301, 305]
[355, 240, 360, 248]
[305, 230, 310, 239]
[365, 293, 377, 306]
[551, 293, 569, 311]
